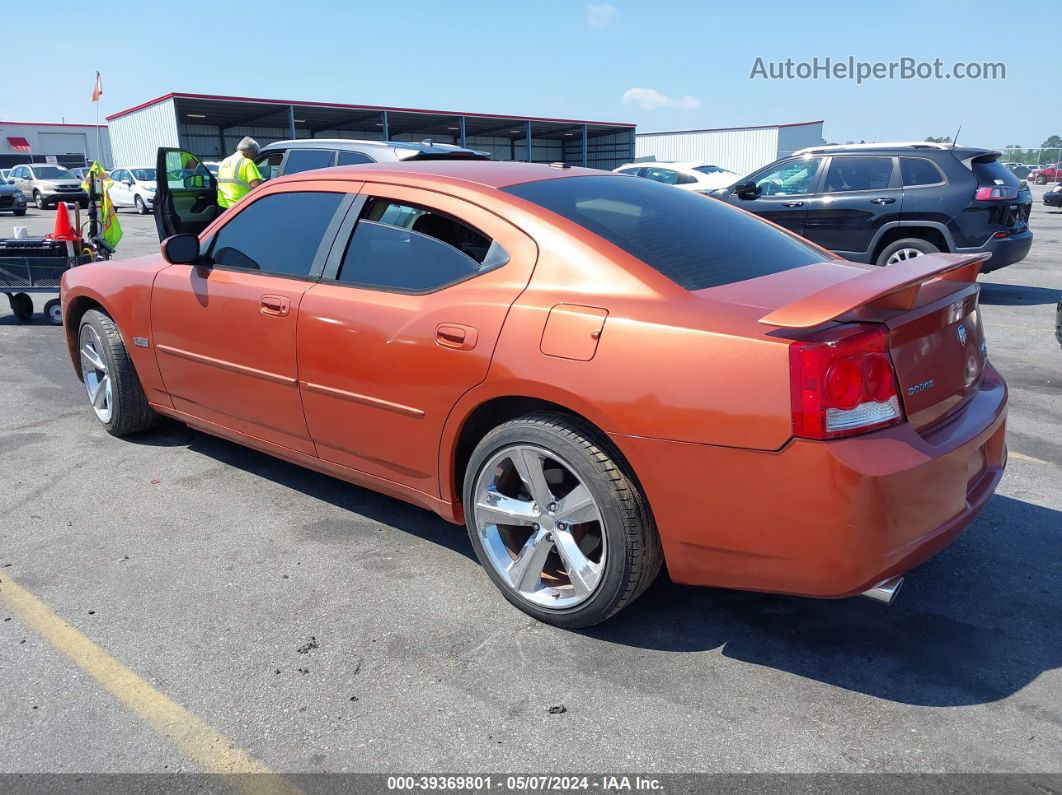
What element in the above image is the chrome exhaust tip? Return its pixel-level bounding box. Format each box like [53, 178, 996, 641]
[861, 575, 903, 605]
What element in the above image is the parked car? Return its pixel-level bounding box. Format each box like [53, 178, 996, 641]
[711, 142, 1032, 272]
[0, 181, 27, 215]
[253, 138, 490, 182]
[0, 169, 9, 181]
[6, 163, 88, 209]
[1008, 163, 1033, 179]
[63, 153, 1008, 626]
[1045, 183, 1062, 208]
[614, 161, 738, 192]
[1031, 163, 1062, 184]
[108, 167, 157, 214]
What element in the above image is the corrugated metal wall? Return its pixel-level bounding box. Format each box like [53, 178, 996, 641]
[635, 127, 779, 176]
[109, 99, 180, 167]
[0, 122, 112, 167]
[776, 123, 824, 159]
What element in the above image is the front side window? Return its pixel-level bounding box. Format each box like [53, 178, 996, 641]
[823, 157, 894, 193]
[210, 191, 344, 277]
[283, 149, 336, 175]
[503, 175, 824, 291]
[131, 168, 156, 182]
[163, 151, 211, 188]
[334, 198, 507, 292]
[752, 158, 822, 196]
[255, 152, 285, 181]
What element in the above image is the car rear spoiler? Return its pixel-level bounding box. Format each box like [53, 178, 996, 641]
[758, 253, 989, 329]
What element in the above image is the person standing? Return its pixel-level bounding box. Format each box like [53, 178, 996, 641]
[217, 137, 263, 210]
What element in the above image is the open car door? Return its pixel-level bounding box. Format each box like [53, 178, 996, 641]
[153, 148, 218, 241]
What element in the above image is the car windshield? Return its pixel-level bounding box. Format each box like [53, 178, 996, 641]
[33, 167, 74, 179]
[131, 169, 156, 181]
[503, 175, 824, 291]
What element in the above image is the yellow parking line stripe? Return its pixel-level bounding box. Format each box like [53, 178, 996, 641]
[0, 572, 299, 795]
[1009, 450, 1058, 468]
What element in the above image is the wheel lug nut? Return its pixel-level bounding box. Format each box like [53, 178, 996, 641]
[532, 523, 540, 531]
[548, 502, 557, 512]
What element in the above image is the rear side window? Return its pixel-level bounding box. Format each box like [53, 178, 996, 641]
[283, 149, 336, 175]
[644, 167, 680, 185]
[900, 158, 945, 186]
[211, 191, 344, 277]
[334, 198, 508, 292]
[823, 157, 894, 192]
[503, 175, 824, 291]
[337, 150, 375, 165]
[971, 157, 1021, 188]
[676, 173, 698, 185]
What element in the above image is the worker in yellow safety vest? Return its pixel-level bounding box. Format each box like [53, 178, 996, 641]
[217, 137, 263, 210]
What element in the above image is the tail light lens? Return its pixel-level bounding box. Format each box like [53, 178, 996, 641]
[789, 324, 905, 439]
[974, 185, 1019, 201]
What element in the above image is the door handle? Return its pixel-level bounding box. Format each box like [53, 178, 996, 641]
[260, 295, 289, 317]
[436, 323, 478, 351]
[781, 201, 804, 208]
[870, 197, 897, 205]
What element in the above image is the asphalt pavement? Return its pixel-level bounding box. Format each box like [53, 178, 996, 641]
[0, 191, 1059, 776]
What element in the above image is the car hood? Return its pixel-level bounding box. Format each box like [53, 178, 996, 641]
[38, 179, 82, 189]
[0, 184, 20, 195]
[140, 180, 157, 190]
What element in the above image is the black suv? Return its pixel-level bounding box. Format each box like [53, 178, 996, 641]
[711, 143, 1032, 272]
[253, 138, 490, 181]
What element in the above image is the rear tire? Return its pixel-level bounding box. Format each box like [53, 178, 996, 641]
[876, 237, 940, 267]
[9, 292, 33, 322]
[78, 309, 158, 437]
[463, 412, 662, 628]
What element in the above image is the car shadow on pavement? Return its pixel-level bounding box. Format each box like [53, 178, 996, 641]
[129, 419, 477, 560]
[583, 494, 1061, 707]
[978, 282, 1062, 306]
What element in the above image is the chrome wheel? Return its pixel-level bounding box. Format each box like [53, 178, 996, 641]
[473, 444, 606, 609]
[886, 247, 924, 265]
[80, 324, 113, 423]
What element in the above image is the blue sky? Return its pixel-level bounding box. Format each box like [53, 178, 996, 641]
[4, 0, 1052, 149]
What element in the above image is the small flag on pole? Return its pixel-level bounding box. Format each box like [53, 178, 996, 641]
[91, 72, 103, 102]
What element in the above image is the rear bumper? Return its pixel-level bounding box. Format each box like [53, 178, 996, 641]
[614, 364, 1008, 598]
[964, 230, 1033, 272]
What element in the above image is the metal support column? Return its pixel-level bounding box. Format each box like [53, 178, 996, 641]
[459, 116, 466, 149]
[219, 125, 227, 156]
[525, 120, 533, 162]
[582, 124, 588, 167]
[288, 105, 296, 139]
[382, 110, 390, 140]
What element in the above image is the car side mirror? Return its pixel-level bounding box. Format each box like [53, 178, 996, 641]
[733, 181, 759, 199]
[161, 233, 201, 265]
[123, 179, 133, 186]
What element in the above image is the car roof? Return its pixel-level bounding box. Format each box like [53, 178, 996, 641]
[272, 160, 607, 190]
[793, 142, 998, 159]
[259, 138, 488, 157]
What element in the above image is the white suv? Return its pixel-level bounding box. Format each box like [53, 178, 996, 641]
[614, 161, 738, 193]
[108, 167, 157, 214]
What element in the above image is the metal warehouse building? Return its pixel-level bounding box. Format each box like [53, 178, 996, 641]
[107, 92, 636, 170]
[0, 121, 112, 169]
[635, 120, 824, 177]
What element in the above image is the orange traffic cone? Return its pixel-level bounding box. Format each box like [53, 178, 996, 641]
[48, 202, 79, 241]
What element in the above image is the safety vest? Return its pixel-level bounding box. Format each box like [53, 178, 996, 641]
[218, 153, 255, 208]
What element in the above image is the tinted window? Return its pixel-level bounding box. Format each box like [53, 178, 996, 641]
[823, 157, 894, 192]
[645, 167, 680, 185]
[753, 158, 822, 196]
[337, 150, 375, 165]
[617, 167, 644, 176]
[503, 175, 824, 291]
[255, 152, 284, 181]
[676, 173, 698, 185]
[335, 198, 507, 292]
[32, 166, 74, 179]
[694, 165, 725, 174]
[971, 157, 1021, 188]
[283, 149, 336, 175]
[900, 158, 944, 186]
[210, 192, 344, 277]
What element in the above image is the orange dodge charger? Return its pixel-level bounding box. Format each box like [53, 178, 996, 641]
[61, 155, 1007, 627]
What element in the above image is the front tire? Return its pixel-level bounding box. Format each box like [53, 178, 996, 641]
[463, 412, 662, 628]
[1035, 174, 1047, 185]
[134, 195, 147, 215]
[33, 191, 45, 210]
[9, 292, 33, 322]
[876, 237, 940, 267]
[78, 309, 158, 436]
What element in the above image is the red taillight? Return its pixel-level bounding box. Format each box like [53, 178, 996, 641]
[789, 325, 905, 440]
[974, 185, 1019, 201]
